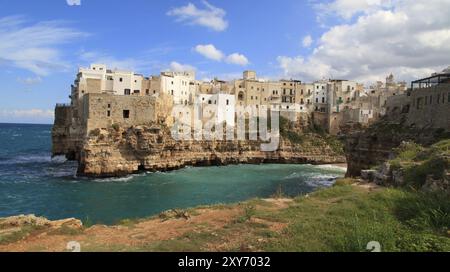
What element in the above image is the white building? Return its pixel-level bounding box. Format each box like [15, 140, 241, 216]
[160, 71, 196, 105]
[77, 64, 145, 96]
[196, 93, 235, 127]
[313, 81, 329, 112]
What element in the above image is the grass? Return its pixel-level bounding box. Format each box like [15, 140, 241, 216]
[262, 186, 449, 252]
[278, 116, 345, 155]
[334, 178, 359, 187]
[0, 225, 44, 245]
[388, 140, 449, 188]
[107, 185, 450, 252]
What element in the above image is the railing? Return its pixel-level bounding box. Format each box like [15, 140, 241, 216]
[56, 103, 71, 108]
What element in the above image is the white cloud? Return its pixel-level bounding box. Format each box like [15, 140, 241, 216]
[167, 1, 228, 32]
[225, 53, 249, 66]
[302, 35, 313, 48]
[66, 0, 81, 6]
[278, 0, 450, 83]
[315, 0, 395, 23]
[0, 16, 87, 76]
[169, 61, 196, 72]
[194, 44, 224, 61]
[17, 76, 42, 85]
[195, 44, 250, 66]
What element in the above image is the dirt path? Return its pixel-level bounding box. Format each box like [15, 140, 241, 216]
[0, 199, 292, 252]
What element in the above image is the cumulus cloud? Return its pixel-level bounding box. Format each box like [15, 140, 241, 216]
[194, 44, 224, 61]
[0, 16, 87, 76]
[169, 61, 196, 72]
[195, 44, 250, 66]
[302, 35, 313, 48]
[314, 0, 395, 24]
[167, 1, 228, 32]
[226, 53, 249, 66]
[278, 0, 450, 83]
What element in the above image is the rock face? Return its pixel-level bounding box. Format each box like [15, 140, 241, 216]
[77, 125, 346, 177]
[344, 119, 448, 177]
[0, 214, 82, 229]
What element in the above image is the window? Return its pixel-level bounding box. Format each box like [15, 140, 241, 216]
[226, 99, 229, 105]
[322, 97, 325, 103]
[107, 110, 110, 117]
[208, 100, 212, 104]
[316, 98, 319, 103]
[123, 110, 130, 119]
[124, 89, 131, 95]
[134, 90, 140, 94]
[119, 78, 123, 82]
[108, 104, 111, 108]
[146, 89, 150, 95]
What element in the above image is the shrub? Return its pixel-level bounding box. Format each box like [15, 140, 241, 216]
[334, 178, 358, 187]
[112, 123, 120, 132]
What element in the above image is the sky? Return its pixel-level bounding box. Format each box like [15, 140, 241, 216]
[0, 0, 449, 124]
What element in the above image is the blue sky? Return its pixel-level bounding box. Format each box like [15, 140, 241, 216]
[1, 0, 449, 124]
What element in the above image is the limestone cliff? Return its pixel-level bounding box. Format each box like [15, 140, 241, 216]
[77, 125, 346, 177]
[344, 118, 449, 177]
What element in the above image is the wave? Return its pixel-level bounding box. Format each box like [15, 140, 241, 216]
[0, 154, 51, 165]
[305, 174, 338, 188]
[51, 155, 68, 163]
[314, 164, 347, 172]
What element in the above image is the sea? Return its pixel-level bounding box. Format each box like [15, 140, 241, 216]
[0, 123, 346, 224]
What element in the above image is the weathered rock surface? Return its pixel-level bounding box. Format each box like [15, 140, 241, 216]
[0, 214, 82, 229]
[344, 119, 448, 177]
[77, 125, 346, 177]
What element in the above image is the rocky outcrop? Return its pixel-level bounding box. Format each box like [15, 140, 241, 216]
[361, 161, 449, 194]
[77, 125, 346, 177]
[0, 214, 82, 229]
[344, 119, 449, 177]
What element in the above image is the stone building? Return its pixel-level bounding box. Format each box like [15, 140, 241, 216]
[385, 69, 450, 130]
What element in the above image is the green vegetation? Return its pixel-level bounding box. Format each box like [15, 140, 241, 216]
[389, 140, 449, 188]
[123, 186, 449, 252]
[0, 225, 44, 245]
[261, 186, 449, 252]
[111, 123, 120, 131]
[279, 116, 344, 155]
[334, 178, 359, 186]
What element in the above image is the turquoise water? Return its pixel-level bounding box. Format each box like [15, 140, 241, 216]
[0, 123, 346, 225]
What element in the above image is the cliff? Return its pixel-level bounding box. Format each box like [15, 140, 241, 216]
[77, 124, 346, 177]
[344, 118, 449, 177]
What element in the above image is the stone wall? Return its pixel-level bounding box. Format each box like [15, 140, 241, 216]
[407, 84, 450, 129]
[82, 93, 157, 132]
[52, 105, 84, 160]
